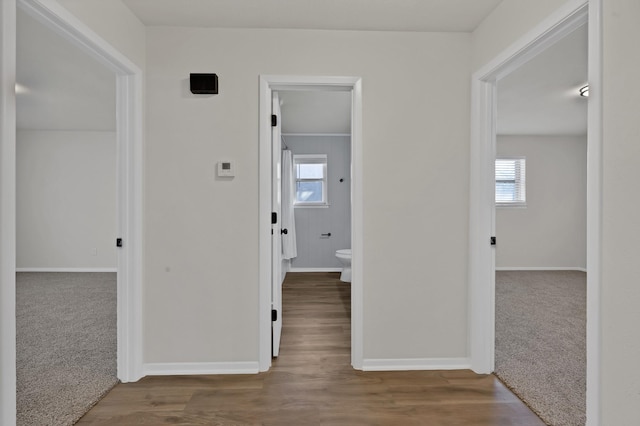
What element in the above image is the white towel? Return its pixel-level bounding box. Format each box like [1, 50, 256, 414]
[281, 149, 297, 259]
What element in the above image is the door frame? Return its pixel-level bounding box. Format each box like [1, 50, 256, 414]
[1, 1, 144, 421]
[258, 75, 363, 371]
[468, 0, 601, 424]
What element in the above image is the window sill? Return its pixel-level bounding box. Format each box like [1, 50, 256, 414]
[294, 203, 330, 209]
[496, 203, 527, 209]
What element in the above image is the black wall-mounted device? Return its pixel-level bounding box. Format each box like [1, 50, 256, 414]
[190, 73, 218, 94]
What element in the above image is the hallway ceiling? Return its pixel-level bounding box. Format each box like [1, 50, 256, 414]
[122, 0, 503, 32]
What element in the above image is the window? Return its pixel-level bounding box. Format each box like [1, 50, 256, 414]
[495, 158, 526, 207]
[294, 154, 328, 206]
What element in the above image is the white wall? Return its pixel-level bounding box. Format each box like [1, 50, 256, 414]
[286, 135, 351, 270]
[16, 130, 116, 270]
[601, 0, 640, 422]
[144, 27, 471, 364]
[496, 135, 586, 270]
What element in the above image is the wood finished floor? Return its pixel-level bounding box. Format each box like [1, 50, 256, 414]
[77, 272, 544, 425]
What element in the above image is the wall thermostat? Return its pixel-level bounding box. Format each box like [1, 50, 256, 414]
[217, 161, 235, 177]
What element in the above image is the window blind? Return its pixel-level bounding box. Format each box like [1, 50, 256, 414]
[495, 158, 526, 206]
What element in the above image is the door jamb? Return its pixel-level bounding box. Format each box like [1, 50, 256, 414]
[258, 75, 363, 371]
[468, 0, 601, 424]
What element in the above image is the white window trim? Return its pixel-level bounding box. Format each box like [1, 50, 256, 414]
[294, 154, 329, 207]
[495, 157, 526, 208]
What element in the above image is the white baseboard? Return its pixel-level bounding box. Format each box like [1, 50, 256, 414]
[496, 267, 587, 272]
[289, 267, 342, 273]
[16, 267, 117, 273]
[143, 362, 259, 376]
[362, 357, 471, 371]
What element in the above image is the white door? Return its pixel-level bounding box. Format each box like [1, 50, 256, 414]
[271, 91, 283, 357]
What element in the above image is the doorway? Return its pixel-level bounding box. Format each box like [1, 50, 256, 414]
[15, 7, 119, 424]
[273, 89, 353, 360]
[1, 2, 144, 422]
[258, 75, 363, 371]
[13, 0, 144, 384]
[493, 22, 588, 425]
[469, 0, 601, 423]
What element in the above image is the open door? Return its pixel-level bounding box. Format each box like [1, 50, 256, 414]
[271, 91, 283, 357]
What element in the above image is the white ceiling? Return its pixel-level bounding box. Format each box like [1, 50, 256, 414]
[16, 8, 116, 131]
[497, 24, 588, 136]
[122, 0, 503, 32]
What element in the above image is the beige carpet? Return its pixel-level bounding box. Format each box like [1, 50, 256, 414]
[16, 272, 118, 426]
[495, 270, 586, 426]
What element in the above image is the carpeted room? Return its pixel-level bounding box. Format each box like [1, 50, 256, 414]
[16, 272, 117, 425]
[493, 135, 588, 425]
[495, 270, 586, 426]
[494, 24, 588, 425]
[15, 7, 119, 425]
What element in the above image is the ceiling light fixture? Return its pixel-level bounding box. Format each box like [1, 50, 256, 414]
[579, 85, 589, 97]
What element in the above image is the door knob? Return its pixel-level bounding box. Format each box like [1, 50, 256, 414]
[281, 228, 288, 235]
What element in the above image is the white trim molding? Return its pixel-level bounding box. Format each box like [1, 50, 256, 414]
[259, 75, 364, 372]
[496, 267, 587, 273]
[288, 267, 342, 273]
[282, 133, 351, 137]
[15, 0, 145, 384]
[144, 362, 260, 376]
[586, 1, 603, 424]
[363, 358, 471, 372]
[469, 0, 601, 424]
[16, 267, 118, 273]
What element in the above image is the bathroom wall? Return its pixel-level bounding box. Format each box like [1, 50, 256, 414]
[285, 134, 351, 270]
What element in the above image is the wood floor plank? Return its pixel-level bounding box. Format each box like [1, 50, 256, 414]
[77, 272, 544, 425]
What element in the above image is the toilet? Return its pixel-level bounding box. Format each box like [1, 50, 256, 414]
[335, 249, 352, 282]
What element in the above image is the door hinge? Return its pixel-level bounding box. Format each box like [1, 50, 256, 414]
[490, 236, 496, 246]
[272, 309, 278, 321]
[271, 114, 277, 127]
[116, 238, 123, 248]
[271, 212, 277, 224]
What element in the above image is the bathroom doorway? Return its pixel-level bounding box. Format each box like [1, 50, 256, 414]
[274, 89, 352, 359]
[258, 75, 363, 371]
